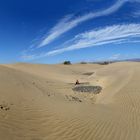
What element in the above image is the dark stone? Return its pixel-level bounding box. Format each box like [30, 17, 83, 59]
[72, 86, 102, 94]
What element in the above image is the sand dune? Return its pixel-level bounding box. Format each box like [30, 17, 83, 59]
[0, 62, 140, 140]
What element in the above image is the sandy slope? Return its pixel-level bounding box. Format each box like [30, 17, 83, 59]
[0, 62, 140, 140]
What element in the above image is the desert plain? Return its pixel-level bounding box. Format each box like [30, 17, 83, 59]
[0, 62, 140, 140]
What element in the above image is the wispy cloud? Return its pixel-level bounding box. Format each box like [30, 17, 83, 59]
[22, 24, 140, 60]
[109, 53, 121, 60]
[133, 10, 140, 17]
[21, 0, 140, 60]
[38, 0, 139, 48]
[45, 24, 140, 56]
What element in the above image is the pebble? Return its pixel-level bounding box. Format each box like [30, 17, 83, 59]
[72, 86, 102, 94]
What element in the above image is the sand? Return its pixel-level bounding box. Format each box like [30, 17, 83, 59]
[0, 62, 140, 140]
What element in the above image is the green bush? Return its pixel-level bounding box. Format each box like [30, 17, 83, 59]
[63, 61, 71, 65]
[80, 61, 87, 64]
[98, 61, 110, 65]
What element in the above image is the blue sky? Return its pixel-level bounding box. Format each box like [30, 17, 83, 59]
[0, 0, 140, 64]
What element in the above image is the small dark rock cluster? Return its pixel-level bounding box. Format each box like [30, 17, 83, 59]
[0, 104, 10, 111]
[72, 86, 102, 94]
[65, 95, 82, 102]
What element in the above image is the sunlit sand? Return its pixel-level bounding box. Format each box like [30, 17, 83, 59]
[0, 62, 140, 140]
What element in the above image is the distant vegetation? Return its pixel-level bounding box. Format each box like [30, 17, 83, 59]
[94, 61, 111, 65]
[80, 62, 87, 64]
[62, 61, 115, 65]
[63, 61, 71, 65]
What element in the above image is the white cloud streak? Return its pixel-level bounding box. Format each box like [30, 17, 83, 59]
[109, 53, 121, 60]
[21, 0, 140, 60]
[38, 0, 139, 48]
[133, 10, 140, 17]
[22, 24, 140, 60]
[46, 24, 140, 55]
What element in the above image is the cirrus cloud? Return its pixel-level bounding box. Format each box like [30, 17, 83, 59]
[38, 0, 140, 48]
[22, 24, 140, 60]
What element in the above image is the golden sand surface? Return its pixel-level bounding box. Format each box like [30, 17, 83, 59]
[0, 62, 140, 140]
